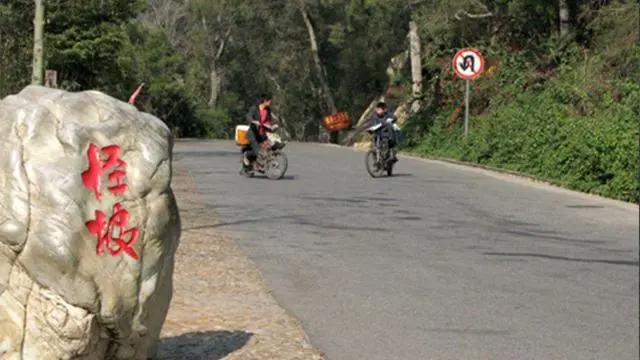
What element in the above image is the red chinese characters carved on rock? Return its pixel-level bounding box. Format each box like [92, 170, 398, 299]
[86, 203, 140, 260]
[82, 144, 128, 200]
[82, 143, 139, 260]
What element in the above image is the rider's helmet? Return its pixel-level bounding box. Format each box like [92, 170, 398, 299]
[375, 101, 387, 116]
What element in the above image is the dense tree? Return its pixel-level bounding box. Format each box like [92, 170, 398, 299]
[0, 0, 636, 144]
[0, 0, 636, 199]
[44, 0, 145, 96]
[0, 1, 33, 95]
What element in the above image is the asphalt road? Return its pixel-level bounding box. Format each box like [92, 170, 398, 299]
[174, 140, 639, 360]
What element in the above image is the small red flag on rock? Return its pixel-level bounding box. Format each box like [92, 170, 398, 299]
[128, 83, 144, 105]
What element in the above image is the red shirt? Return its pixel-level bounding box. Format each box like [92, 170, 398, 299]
[259, 107, 270, 135]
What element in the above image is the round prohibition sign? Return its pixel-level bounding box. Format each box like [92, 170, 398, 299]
[452, 48, 485, 80]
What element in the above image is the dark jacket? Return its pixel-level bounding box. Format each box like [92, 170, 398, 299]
[246, 105, 273, 128]
[245, 105, 272, 143]
[368, 111, 398, 144]
[368, 111, 397, 127]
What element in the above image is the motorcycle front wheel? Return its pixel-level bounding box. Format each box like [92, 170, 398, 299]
[365, 150, 385, 178]
[266, 151, 288, 180]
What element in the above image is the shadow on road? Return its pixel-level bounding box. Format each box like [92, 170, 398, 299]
[182, 213, 392, 232]
[484, 252, 639, 267]
[173, 150, 239, 160]
[250, 174, 298, 180]
[182, 215, 293, 231]
[156, 330, 253, 360]
[368, 173, 413, 179]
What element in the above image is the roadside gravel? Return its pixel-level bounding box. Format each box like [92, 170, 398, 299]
[157, 162, 324, 360]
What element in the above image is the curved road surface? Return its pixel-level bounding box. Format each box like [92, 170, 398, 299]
[174, 140, 638, 360]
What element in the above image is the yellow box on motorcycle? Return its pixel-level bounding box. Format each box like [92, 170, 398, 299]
[235, 125, 250, 146]
[324, 112, 351, 132]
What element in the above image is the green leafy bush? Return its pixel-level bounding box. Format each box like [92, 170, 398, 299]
[406, 1, 639, 202]
[197, 107, 235, 139]
[409, 70, 639, 202]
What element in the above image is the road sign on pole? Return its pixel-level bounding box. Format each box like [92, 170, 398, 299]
[453, 48, 484, 137]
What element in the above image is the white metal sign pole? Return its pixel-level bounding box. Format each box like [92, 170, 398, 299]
[453, 48, 484, 139]
[464, 79, 470, 138]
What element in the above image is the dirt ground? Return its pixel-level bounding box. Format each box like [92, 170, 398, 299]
[156, 163, 324, 360]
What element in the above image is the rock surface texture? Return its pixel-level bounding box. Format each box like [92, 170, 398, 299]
[0, 86, 180, 359]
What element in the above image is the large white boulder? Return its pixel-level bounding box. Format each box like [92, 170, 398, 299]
[0, 86, 180, 359]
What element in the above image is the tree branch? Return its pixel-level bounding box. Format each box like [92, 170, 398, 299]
[454, 10, 493, 20]
[406, 0, 430, 9]
[215, 29, 231, 61]
[453, 0, 492, 20]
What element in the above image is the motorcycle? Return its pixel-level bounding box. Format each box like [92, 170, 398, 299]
[239, 128, 288, 180]
[365, 117, 399, 178]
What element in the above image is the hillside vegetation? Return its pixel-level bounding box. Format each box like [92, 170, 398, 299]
[0, 0, 637, 200]
[403, 1, 639, 202]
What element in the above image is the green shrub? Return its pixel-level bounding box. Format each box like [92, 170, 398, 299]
[197, 107, 235, 139]
[409, 75, 639, 202]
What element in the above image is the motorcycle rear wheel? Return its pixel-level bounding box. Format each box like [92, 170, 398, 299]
[365, 150, 385, 178]
[266, 152, 288, 180]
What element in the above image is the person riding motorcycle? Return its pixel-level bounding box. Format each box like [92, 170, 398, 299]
[368, 101, 398, 163]
[245, 94, 277, 169]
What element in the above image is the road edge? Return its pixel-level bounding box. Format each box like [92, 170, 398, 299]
[322, 143, 638, 212]
[162, 159, 326, 359]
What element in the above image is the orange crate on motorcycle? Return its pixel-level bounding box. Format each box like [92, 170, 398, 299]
[235, 125, 250, 146]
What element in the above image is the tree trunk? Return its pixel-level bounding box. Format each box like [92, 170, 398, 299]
[559, 0, 570, 38]
[409, 20, 423, 113]
[266, 74, 292, 140]
[208, 66, 221, 107]
[206, 28, 229, 108]
[356, 96, 384, 129]
[386, 50, 409, 82]
[490, 3, 504, 47]
[44, 69, 57, 88]
[31, 0, 44, 85]
[340, 95, 384, 146]
[297, 0, 337, 142]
